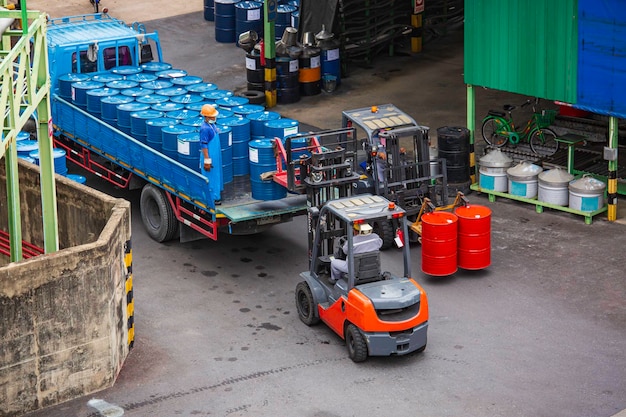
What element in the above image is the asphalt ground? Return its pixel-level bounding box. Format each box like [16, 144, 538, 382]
[20, 1, 626, 417]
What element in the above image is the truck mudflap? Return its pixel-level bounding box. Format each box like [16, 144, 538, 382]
[362, 321, 428, 356]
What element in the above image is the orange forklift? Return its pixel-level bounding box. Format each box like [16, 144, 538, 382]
[295, 194, 429, 362]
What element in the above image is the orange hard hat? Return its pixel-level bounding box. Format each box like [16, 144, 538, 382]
[201, 104, 219, 118]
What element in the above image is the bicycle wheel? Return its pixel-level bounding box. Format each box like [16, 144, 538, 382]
[529, 128, 558, 156]
[481, 118, 508, 147]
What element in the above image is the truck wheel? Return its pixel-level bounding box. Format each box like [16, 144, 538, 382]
[372, 220, 394, 250]
[295, 282, 320, 326]
[140, 184, 179, 242]
[345, 324, 368, 362]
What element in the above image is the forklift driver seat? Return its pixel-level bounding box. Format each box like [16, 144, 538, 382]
[354, 252, 381, 284]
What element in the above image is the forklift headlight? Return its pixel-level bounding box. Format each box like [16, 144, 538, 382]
[311, 171, 323, 183]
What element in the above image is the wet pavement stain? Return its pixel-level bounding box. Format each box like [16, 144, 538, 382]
[240, 308, 251, 313]
[258, 322, 281, 331]
[257, 272, 267, 277]
[255, 265, 265, 270]
[233, 299, 241, 303]
[266, 247, 284, 254]
[255, 305, 262, 309]
[242, 247, 259, 252]
[240, 257, 252, 263]
[201, 270, 218, 277]
[231, 274, 240, 278]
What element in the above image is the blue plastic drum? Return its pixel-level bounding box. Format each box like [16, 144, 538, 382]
[216, 108, 234, 119]
[232, 104, 265, 117]
[247, 111, 280, 139]
[216, 96, 250, 110]
[140, 61, 173, 74]
[29, 148, 68, 176]
[275, 4, 297, 40]
[110, 66, 143, 76]
[91, 72, 124, 84]
[86, 88, 120, 117]
[130, 110, 165, 142]
[170, 94, 204, 106]
[166, 109, 200, 121]
[66, 174, 87, 184]
[58, 73, 90, 100]
[215, 0, 239, 43]
[71, 81, 105, 109]
[249, 139, 287, 200]
[218, 125, 233, 184]
[101, 95, 135, 123]
[219, 116, 251, 176]
[177, 132, 202, 171]
[151, 102, 185, 113]
[16, 140, 38, 159]
[121, 87, 155, 98]
[106, 80, 139, 90]
[161, 125, 197, 160]
[157, 86, 189, 98]
[235, 1, 263, 45]
[140, 79, 174, 91]
[201, 89, 234, 103]
[16, 131, 31, 142]
[117, 102, 151, 134]
[156, 68, 188, 80]
[146, 117, 179, 152]
[180, 116, 204, 130]
[136, 94, 170, 106]
[186, 83, 219, 95]
[171, 75, 204, 87]
[125, 73, 158, 83]
[264, 118, 299, 140]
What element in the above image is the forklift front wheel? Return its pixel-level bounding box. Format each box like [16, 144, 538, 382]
[345, 324, 368, 362]
[295, 282, 320, 326]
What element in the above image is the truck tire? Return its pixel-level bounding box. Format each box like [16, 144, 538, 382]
[372, 220, 394, 250]
[345, 324, 368, 362]
[140, 184, 179, 242]
[295, 282, 320, 326]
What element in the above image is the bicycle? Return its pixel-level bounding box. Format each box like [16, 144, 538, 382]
[89, 0, 100, 13]
[481, 98, 559, 156]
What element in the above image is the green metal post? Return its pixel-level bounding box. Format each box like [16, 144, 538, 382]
[264, 0, 276, 108]
[467, 84, 476, 184]
[5, 139, 23, 261]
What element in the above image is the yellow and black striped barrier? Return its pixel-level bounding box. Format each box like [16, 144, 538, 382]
[124, 239, 134, 349]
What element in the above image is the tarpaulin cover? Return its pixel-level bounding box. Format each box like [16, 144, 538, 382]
[298, 0, 339, 42]
[577, 0, 626, 118]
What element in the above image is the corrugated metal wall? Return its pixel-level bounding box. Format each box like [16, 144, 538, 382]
[577, 1, 626, 117]
[464, 0, 578, 103]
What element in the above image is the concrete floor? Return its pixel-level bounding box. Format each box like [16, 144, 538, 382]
[20, 1, 626, 417]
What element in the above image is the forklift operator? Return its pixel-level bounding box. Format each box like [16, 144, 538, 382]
[330, 223, 383, 284]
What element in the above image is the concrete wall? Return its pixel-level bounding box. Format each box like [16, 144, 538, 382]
[0, 160, 133, 416]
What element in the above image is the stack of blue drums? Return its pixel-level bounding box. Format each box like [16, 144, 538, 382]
[177, 132, 201, 171]
[146, 118, 179, 152]
[219, 116, 251, 176]
[130, 110, 165, 144]
[162, 125, 196, 160]
[58, 73, 90, 100]
[218, 125, 234, 184]
[28, 148, 69, 176]
[235, 1, 263, 45]
[247, 111, 281, 140]
[215, 0, 239, 43]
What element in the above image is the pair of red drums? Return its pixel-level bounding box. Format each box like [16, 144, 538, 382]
[421, 205, 492, 276]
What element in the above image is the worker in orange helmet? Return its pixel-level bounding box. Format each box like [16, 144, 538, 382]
[199, 104, 223, 205]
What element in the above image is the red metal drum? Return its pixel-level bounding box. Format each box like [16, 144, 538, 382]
[421, 211, 458, 276]
[454, 205, 492, 270]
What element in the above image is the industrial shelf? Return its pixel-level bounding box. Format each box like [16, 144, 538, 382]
[469, 183, 607, 224]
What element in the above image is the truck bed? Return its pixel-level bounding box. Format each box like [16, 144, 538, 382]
[52, 95, 307, 224]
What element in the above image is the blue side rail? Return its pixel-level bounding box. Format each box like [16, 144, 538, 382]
[52, 95, 215, 209]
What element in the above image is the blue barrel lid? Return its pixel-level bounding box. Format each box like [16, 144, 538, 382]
[110, 65, 143, 75]
[16, 139, 38, 152]
[86, 87, 120, 97]
[152, 102, 185, 112]
[117, 102, 151, 112]
[217, 125, 232, 133]
[29, 148, 66, 159]
[66, 174, 87, 184]
[157, 86, 189, 97]
[185, 101, 214, 112]
[101, 95, 135, 105]
[59, 73, 91, 82]
[162, 124, 196, 135]
[72, 80, 105, 90]
[201, 89, 234, 100]
[247, 110, 281, 121]
[216, 108, 235, 118]
[277, 4, 297, 12]
[265, 118, 299, 128]
[186, 83, 218, 94]
[216, 96, 250, 108]
[140, 80, 174, 90]
[178, 132, 200, 141]
[235, 0, 263, 8]
[170, 94, 204, 105]
[214, 0, 240, 4]
[106, 80, 139, 90]
[91, 73, 124, 84]
[166, 109, 200, 120]
[121, 87, 155, 97]
[156, 68, 188, 79]
[16, 131, 31, 141]
[18, 156, 36, 164]
[219, 116, 250, 127]
[125, 73, 158, 83]
[131, 110, 165, 119]
[140, 61, 173, 72]
[249, 138, 274, 149]
[181, 116, 204, 128]
[136, 94, 170, 105]
[233, 104, 265, 115]
[146, 117, 179, 127]
[171, 75, 204, 86]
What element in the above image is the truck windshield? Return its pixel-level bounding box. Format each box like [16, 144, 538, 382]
[71, 45, 132, 73]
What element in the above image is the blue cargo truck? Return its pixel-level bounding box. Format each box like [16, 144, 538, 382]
[46, 14, 307, 242]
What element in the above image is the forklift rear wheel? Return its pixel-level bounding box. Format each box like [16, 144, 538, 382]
[372, 220, 394, 250]
[295, 282, 320, 326]
[140, 184, 179, 242]
[345, 324, 368, 362]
